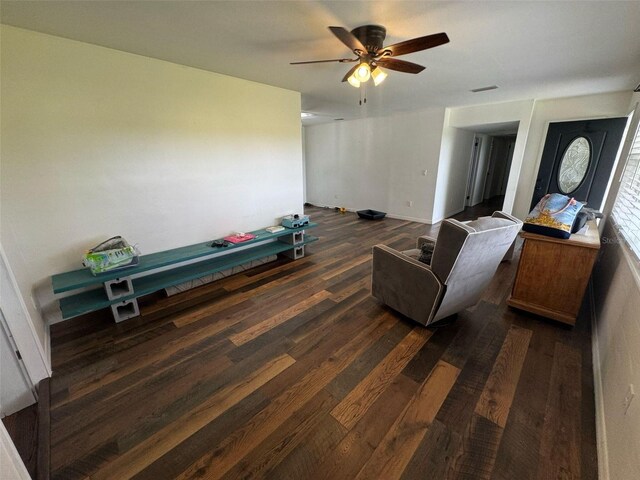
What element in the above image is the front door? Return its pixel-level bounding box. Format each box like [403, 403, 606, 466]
[530, 117, 628, 210]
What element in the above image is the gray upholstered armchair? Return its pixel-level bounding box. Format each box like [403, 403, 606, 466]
[371, 211, 522, 326]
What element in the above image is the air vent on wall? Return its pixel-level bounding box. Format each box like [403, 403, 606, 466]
[470, 85, 498, 93]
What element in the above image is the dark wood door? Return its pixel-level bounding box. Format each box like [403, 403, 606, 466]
[530, 117, 627, 210]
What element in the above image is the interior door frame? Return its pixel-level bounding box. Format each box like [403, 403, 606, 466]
[0, 245, 50, 389]
[465, 135, 483, 207]
[0, 308, 37, 416]
[499, 139, 516, 196]
[601, 105, 639, 228]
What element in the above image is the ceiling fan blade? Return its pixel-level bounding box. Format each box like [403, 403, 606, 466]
[378, 32, 449, 57]
[329, 26, 367, 55]
[290, 58, 357, 65]
[341, 64, 360, 82]
[376, 58, 425, 74]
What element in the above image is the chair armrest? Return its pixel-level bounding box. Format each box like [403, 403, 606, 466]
[417, 235, 437, 249]
[371, 245, 444, 326]
[491, 211, 522, 261]
[492, 211, 522, 224]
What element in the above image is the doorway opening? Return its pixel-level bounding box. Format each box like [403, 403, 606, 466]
[462, 122, 519, 218]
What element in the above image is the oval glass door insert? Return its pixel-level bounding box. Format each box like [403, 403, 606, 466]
[558, 136, 590, 194]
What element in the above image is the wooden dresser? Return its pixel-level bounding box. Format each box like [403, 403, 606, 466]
[507, 220, 600, 325]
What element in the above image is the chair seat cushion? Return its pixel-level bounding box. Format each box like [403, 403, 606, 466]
[466, 217, 513, 232]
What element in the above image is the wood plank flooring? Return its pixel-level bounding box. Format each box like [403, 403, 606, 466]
[48, 205, 598, 479]
[2, 402, 38, 478]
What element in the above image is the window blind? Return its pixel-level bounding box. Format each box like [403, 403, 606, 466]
[612, 118, 640, 259]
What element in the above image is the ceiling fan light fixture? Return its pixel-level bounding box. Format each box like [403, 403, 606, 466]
[371, 67, 387, 86]
[354, 62, 371, 82]
[347, 74, 361, 88]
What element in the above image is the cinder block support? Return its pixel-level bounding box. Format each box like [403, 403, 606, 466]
[279, 230, 304, 245]
[111, 298, 140, 323]
[104, 276, 134, 300]
[282, 245, 305, 260]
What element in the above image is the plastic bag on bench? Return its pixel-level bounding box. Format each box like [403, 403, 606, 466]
[82, 236, 140, 275]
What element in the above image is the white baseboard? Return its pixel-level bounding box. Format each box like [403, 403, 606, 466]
[589, 281, 609, 480]
[306, 203, 433, 224]
[385, 213, 432, 224]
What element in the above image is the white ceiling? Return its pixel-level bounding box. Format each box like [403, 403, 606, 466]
[2, 1, 639, 125]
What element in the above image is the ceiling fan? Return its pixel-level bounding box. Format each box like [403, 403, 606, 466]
[291, 25, 449, 88]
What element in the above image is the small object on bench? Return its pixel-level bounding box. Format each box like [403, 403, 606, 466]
[266, 226, 285, 233]
[211, 240, 228, 248]
[282, 214, 309, 228]
[223, 233, 256, 244]
[357, 209, 386, 220]
[82, 236, 139, 275]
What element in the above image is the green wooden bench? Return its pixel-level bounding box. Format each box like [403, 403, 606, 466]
[51, 223, 318, 321]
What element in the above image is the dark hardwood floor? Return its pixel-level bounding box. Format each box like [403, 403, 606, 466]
[47, 206, 597, 479]
[457, 196, 506, 222]
[2, 402, 38, 478]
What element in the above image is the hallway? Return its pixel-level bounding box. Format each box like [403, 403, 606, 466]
[456, 195, 506, 222]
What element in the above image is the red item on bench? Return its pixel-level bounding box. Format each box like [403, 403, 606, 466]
[223, 233, 256, 244]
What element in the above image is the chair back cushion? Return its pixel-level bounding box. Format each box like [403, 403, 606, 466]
[431, 212, 522, 321]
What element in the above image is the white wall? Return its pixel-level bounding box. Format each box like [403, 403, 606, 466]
[304, 107, 446, 223]
[433, 120, 475, 219]
[1, 26, 303, 340]
[591, 93, 640, 480]
[304, 93, 631, 225]
[592, 221, 640, 480]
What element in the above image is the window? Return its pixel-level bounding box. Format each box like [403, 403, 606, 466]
[612, 116, 640, 259]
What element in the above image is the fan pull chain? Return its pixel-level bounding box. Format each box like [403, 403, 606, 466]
[358, 84, 367, 106]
